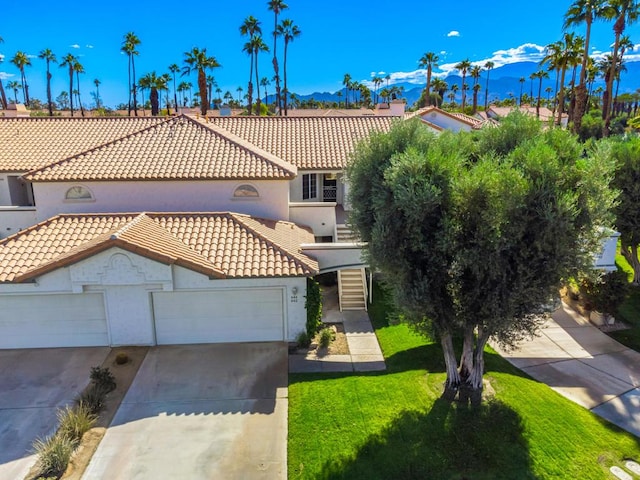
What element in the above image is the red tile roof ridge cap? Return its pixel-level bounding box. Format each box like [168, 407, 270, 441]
[109, 212, 148, 240]
[227, 213, 318, 276]
[22, 117, 177, 180]
[189, 116, 297, 177]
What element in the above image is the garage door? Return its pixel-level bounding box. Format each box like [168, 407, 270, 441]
[0, 293, 108, 349]
[152, 289, 284, 344]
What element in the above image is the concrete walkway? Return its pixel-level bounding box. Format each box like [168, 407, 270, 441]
[493, 303, 640, 437]
[289, 285, 386, 373]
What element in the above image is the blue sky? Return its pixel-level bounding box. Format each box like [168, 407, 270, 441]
[1, 0, 639, 108]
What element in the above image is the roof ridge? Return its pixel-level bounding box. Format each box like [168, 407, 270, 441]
[228, 213, 316, 274]
[110, 212, 148, 240]
[189, 116, 297, 177]
[23, 117, 176, 179]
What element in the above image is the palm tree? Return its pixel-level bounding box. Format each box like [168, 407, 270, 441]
[519, 77, 526, 105]
[236, 86, 243, 103]
[431, 78, 448, 107]
[182, 47, 220, 116]
[7, 80, 21, 104]
[613, 35, 634, 113]
[454, 59, 471, 110]
[277, 18, 300, 116]
[603, 0, 640, 135]
[38, 48, 56, 116]
[121, 32, 141, 116]
[564, 0, 610, 132]
[483, 61, 495, 111]
[0, 36, 7, 109]
[206, 75, 215, 109]
[240, 15, 261, 115]
[541, 40, 563, 115]
[10, 51, 31, 105]
[261, 77, 271, 107]
[249, 35, 269, 115]
[543, 33, 576, 125]
[534, 70, 550, 117]
[419, 52, 439, 106]
[93, 79, 101, 109]
[60, 53, 77, 115]
[545, 86, 553, 105]
[168, 64, 180, 113]
[268, 0, 288, 114]
[451, 83, 459, 107]
[342, 73, 352, 108]
[224, 90, 233, 105]
[177, 81, 189, 106]
[470, 65, 482, 113]
[73, 59, 85, 117]
[139, 71, 168, 115]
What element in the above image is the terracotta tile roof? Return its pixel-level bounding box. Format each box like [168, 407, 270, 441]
[407, 106, 486, 129]
[0, 116, 166, 172]
[24, 116, 296, 182]
[208, 116, 395, 170]
[0, 213, 318, 282]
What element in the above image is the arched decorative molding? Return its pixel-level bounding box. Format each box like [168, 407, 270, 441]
[232, 183, 260, 199]
[64, 185, 94, 201]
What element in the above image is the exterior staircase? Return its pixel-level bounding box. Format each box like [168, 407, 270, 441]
[335, 224, 368, 311]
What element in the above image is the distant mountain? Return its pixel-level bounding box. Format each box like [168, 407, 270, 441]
[280, 61, 640, 109]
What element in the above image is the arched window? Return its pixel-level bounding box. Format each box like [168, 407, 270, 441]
[65, 185, 93, 201]
[233, 184, 259, 198]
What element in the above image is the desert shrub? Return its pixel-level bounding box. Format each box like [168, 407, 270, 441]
[305, 278, 322, 337]
[318, 327, 336, 349]
[578, 111, 604, 142]
[296, 331, 311, 348]
[75, 383, 111, 415]
[32, 434, 74, 478]
[56, 404, 97, 446]
[90, 366, 116, 393]
[115, 352, 129, 365]
[580, 270, 630, 315]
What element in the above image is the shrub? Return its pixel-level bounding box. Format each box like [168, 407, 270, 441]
[32, 434, 74, 478]
[115, 352, 129, 365]
[56, 404, 97, 446]
[305, 278, 323, 337]
[296, 331, 311, 348]
[318, 327, 336, 349]
[580, 270, 630, 315]
[75, 383, 111, 415]
[90, 366, 116, 393]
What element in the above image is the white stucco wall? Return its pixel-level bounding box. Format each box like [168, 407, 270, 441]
[289, 202, 337, 238]
[0, 207, 38, 239]
[33, 180, 290, 222]
[289, 171, 345, 204]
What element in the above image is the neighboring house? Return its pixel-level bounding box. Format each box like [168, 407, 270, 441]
[406, 106, 490, 132]
[486, 105, 569, 127]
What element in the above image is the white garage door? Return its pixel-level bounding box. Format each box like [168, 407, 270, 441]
[0, 293, 108, 348]
[152, 289, 284, 344]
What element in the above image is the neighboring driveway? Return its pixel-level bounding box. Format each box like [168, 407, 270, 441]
[0, 347, 110, 480]
[83, 342, 288, 479]
[494, 303, 640, 437]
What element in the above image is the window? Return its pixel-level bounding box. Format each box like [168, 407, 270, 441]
[65, 185, 93, 201]
[302, 174, 317, 200]
[233, 184, 259, 198]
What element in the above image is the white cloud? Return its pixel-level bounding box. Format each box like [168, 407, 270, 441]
[0, 54, 4, 61]
[447, 31, 460, 37]
[70, 44, 80, 49]
[378, 71, 386, 75]
[370, 71, 376, 77]
[26, 54, 37, 59]
[440, 50, 447, 55]
[0, 72, 15, 80]
[86, 44, 94, 49]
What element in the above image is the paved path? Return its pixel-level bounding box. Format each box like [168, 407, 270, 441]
[493, 303, 640, 437]
[83, 343, 287, 480]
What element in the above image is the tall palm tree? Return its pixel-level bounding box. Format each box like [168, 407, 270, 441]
[236, 86, 243, 103]
[431, 78, 448, 107]
[240, 15, 261, 115]
[483, 61, 495, 111]
[543, 34, 576, 125]
[268, 0, 288, 114]
[73, 59, 85, 117]
[60, 53, 77, 115]
[534, 69, 550, 117]
[0, 36, 7, 109]
[177, 81, 190, 106]
[93, 78, 101, 109]
[419, 52, 439, 106]
[261, 77, 270, 107]
[454, 59, 471, 110]
[206, 75, 215, 109]
[182, 47, 220, 116]
[168, 64, 180, 113]
[10, 51, 31, 105]
[277, 18, 301, 116]
[564, 0, 610, 132]
[603, 0, 640, 135]
[541, 40, 563, 115]
[7, 80, 20, 104]
[470, 65, 482, 113]
[613, 35, 633, 113]
[38, 48, 56, 116]
[249, 35, 269, 115]
[451, 83, 459, 107]
[139, 71, 168, 115]
[342, 73, 352, 108]
[121, 32, 141, 116]
[519, 77, 526, 105]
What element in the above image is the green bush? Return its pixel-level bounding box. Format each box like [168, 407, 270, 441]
[296, 331, 311, 348]
[90, 366, 116, 393]
[305, 278, 322, 337]
[580, 270, 630, 315]
[318, 327, 336, 349]
[56, 404, 97, 446]
[75, 383, 111, 415]
[578, 111, 604, 142]
[32, 434, 74, 478]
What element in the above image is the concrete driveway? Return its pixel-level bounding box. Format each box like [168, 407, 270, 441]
[494, 303, 640, 437]
[83, 342, 288, 479]
[0, 347, 110, 480]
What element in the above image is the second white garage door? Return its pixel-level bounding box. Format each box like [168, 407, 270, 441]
[152, 289, 285, 344]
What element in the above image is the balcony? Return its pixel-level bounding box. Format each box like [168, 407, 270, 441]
[289, 202, 337, 238]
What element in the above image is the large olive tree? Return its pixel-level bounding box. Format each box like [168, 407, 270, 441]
[347, 113, 615, 402]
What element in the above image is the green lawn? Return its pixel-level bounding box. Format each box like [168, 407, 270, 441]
[611, 247, 640, 351]
[288, 283, 640, 480]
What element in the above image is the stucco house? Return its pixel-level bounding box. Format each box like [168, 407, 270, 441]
[0, 114, 394, 349]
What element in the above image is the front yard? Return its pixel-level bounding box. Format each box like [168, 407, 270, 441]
[288, 283, 640, 479]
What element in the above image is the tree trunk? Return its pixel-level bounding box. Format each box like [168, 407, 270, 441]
[426, 69, 432, 107]
[466, 328, 489, 406]
[484, 71, 490, 111]
[621, 239, 640, 285]
[198, 69, 208, 116]
[572, 84, 588, 134]
[556, 67, 567, 126]
[283, 41, 289, 116]
[440, 331, 460, 401]
[150, 88, 159, 116]
[247, 54, 254, 115]
[132, 58, 138, 117]
[68, 68, 74, 117]
[46, 68, 53, 116]
[255, 52, 261, 116]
